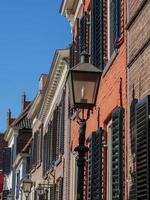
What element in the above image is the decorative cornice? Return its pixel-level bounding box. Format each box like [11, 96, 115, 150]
[13, 153, 29, 169]
[27, 93, 42, 122]
[4, 127, 13, 142]
[38, 49, 69, 124]
[60, 0, 82, 28]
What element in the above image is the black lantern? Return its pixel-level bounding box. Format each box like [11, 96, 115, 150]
[69, 53, 101, 109]
[22, 177, 33, 200]
[68, 52, 102, 200]
[36, 184, 45, 196]
[7, 194, 13, 200]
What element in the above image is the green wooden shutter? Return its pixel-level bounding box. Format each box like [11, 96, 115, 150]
[91, 0, 103, 70]
[135, 96, 150, 199]
[110, 0, 121, 54]
[77, 18, 80, 63]
[69, 43, 74, 68]
[43, 134, 47, 176]
[60, 93, 65, 155]
[114, 0, 121, 41]
[47, 124, 51, 170]
[46, 132, 49, 172]
[88, 128, 102, 200]
[2, 147, 11, 174]
[32, 137, 36, 167]
[111, 107, 123, 200]
[57, 177, 63, 200]
[50, 120, 54, 166]
[52, 109, 58, 162]
[80, 12, 89, 54]
[56, 107, 61, 160]
[50, 184, 55, 200]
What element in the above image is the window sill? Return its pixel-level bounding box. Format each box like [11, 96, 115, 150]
[29, 166, 36, 174]
[35, 162, 41, 169]
[55, 157, 62, 166]
[102, 50, 118, 77]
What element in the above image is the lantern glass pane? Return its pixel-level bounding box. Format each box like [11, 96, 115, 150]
[23, 182, 32, 193]
[72, 72, 99, 105]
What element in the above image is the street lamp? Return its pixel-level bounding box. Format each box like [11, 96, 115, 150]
[69, 51, 101, 110]
[36, 184, 52, 200]
[69, 52, 102, 200]
[7, 194, 13, 200]
[36, 184, 45, 200]
[22, 177, 33, 200]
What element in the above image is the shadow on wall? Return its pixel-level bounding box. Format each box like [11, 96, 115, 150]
[129, 86, 137, 200]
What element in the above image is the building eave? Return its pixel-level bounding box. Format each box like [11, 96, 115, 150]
[38, 49, 69, 123]
[27, 93, 42, 122]
[4, 127, 13, 142]
[13, 153, 29, 168]
[60, 0, 81, 27]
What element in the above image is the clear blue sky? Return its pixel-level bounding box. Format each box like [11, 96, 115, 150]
[0, 0, 72, 132]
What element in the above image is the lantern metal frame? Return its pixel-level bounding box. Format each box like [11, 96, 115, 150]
[68, 52, 102, 200]
[36, 184, 53, 200]
[21, 176, 33, 200]
[69, 61, 102, 110]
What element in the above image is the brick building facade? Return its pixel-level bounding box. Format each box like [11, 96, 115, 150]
[27, 49, 70, 200]
[61, 0, 127, 199]
[127, 0, 150, 199]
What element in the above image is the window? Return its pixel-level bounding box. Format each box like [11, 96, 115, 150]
[111, 107, 123, 199]
[107, 121, 112, 200]
[80, 12, 90, 55]
[16, 170, 20, 199]
[43, 94, 65, 175]
[88, 129, 102, 200]
[56, 177, 63, 200]
[70, 152, 78, 200]
[107, 0, 121, 59]
[2, 147, 11, 174]
[135, 96, 150, 199]
[32, 128, 42, 167]
[91, 0, 103, 70]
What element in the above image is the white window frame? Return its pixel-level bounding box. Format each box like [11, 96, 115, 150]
[70, 152, 78, 200]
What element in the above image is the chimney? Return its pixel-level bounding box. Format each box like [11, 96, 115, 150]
[39, 74, 48, 93]
[7, 109, 12, 128]
[21, 92, 30, 112]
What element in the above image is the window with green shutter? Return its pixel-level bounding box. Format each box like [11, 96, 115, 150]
[91, 0, 103, 70]
[80, 12, 89, 54]
[135, 96, 150, 199]
[111, 107, 123, 200]
[69, 43, 74, 68]
[88, 128, 102, 200]
[59, 93, 65, 155]
[56, 177, 63, 200]
[107, 0, 121, 59]
[49, 184, 55, 200]
[2, 147, 11, 174]
[76, 18, 80, 64]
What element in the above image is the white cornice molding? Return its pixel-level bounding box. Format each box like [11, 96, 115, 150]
[60, 0, 82, 29]
[38, 49, 69, 124]
[4, 127, 13, 143]
[27, 94, 42, 120]
[43, 65, 68, 129]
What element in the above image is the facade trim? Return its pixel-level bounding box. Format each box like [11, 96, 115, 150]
[127, 0, 149, 29]
[127, 37, 150, 68]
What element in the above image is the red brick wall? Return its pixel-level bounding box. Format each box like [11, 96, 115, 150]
[71, 0, 127, 199]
